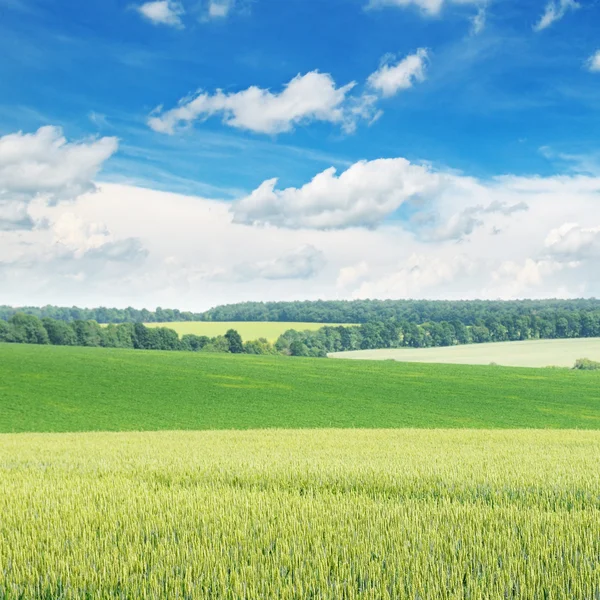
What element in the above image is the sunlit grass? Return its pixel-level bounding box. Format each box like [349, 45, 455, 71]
[2, 343, 600, 432]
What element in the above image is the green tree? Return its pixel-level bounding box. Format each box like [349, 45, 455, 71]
[10, 314, 49, 345]
[181, 334, 211, 352]
[0, 320, 14, 342]
[72, 320, 103, 347]
[42, 318, 76, 346]
[289, 340, 309, 357]
[224, 329, 244, 354]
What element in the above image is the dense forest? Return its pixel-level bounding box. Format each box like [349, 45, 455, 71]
[2, 299, 600, 326]
[201, 299, 600, 325]
[0, 305, 199, 324]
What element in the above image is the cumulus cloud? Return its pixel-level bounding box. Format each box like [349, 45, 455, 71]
[586, 51, 600, 73]
[352, 253, 477, 299]
[367, 49, 428, 98]
[427, 200, 528, 241]
[232, 158, 442, 229]
[545, 223, 600, 259]
[0, 126, 118, 231]
[336, 261, 370, 289]
[4, 166, 600, 306]
[231, 158, 531, 234]
[148, 72, 357, 135]
[533, 0, 579, 32]
[51, 212, 148, 263]
[149, 51, 429, 136]
[233, 245, 326, 281]
[136, 0, 185, 27]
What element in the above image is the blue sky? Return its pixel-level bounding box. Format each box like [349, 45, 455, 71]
[1, 0, 600, 308]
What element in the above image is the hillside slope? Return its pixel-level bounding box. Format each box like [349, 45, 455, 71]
[1, 343, 599, 432]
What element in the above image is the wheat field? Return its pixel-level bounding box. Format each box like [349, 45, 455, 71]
[145, 321, 349, 342]
[1, 429, 598, 599]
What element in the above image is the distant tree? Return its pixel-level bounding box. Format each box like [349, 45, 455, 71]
[153, 327, 181, 351]
[10, 314, 49, 345]
[181, 334, 211, 352]
[42, 318, 76, 346]
[0, 320, 13, 342]
[71, 320, 103, 347]
[225, 329, 244, 354]
[133, 323, 151, 349]
[289, 340, 309, 357]
[202, 336, 231, 353]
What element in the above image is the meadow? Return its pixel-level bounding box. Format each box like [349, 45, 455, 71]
[0, 429, 598, 598]
[329, 337, 600, 368]
[144, 321, 349, 342]
[2, 343, 600, 432]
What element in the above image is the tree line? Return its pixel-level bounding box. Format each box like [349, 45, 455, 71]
[275, 311, 600, 357]
[3, 309, 600, 359]
[2, 298, 600, 326]
[0, 314, 278, 355]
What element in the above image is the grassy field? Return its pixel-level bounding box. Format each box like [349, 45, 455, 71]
[0, 429, 598, 598]
[144, 321, 348, 341]
[330, 337, 600, 368]
[1, 343, 600, 432]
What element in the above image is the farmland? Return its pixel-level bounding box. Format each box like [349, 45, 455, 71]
[2, 343, 600, 432]
[0, 429, 598, 598]
[145, 321, 349, 342]
[330, 337, 600, 368]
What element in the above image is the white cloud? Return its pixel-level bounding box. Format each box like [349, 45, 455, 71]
[352, 253, 477, 299]
[545, 223, 600, 259]
[586, 50, 600, 73]
[367, 49, 428, 98]
[208, 0, 232, 18]
[136, 0, 185, 27]
[232, 158, 443, 229]
[233, 245, 326, 281]
[0, 126, 118, 231]
[148, 72, 357, 135]
[427, 200, 528, 241]
[4, 156, 600, 307]
[231, 159, 532, 234]
[533, 0, 579, 31]
[149, 52, 430, 136]
[336, 261, 370, 289]
[470, 5, 486, 34]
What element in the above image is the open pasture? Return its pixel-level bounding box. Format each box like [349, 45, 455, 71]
[0, 429, 598, 598]
[330, 337, 600, 368]
[1, 343, 600, 432]
[145, 321, 348, 341]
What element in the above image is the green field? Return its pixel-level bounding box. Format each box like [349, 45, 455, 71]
[330, 337, 600, 368]
[1, 343, 600, 432]
[145, 321, 348, 341]
[1, 429, 598, 598]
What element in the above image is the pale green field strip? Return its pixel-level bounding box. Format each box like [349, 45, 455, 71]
[329, 337, 600, 368]
[145, 321, 352, 341]
[0, 429, 598, 598]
